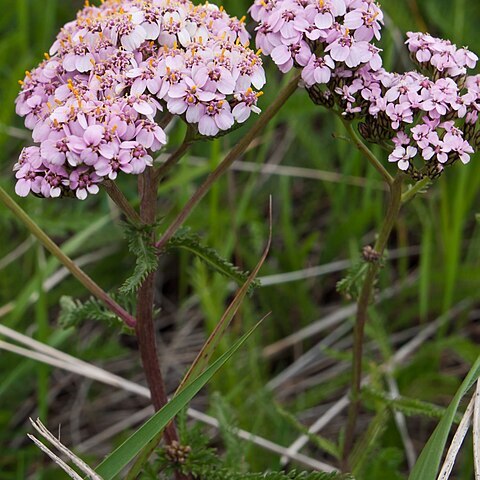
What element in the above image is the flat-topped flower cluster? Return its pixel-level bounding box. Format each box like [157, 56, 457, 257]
[336, 33, 480, 176]
[251, 0, 480, 179]
[15, 0, 265, 199]
[250, 0, 384, 86]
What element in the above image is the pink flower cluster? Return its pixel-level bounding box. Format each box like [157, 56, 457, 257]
[15, 0, 265, 199]
[333, 34, 480, 176]
[250, 0, 479, 179]
[250, 0, 384, 87]
[406, 32, 478, 79]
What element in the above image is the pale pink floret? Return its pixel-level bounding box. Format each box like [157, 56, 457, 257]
[67, 124, 105, 166]
[232, 89, 262, 123]
[326, 32, 371, 68]
[302, 54, 335, 87]
[167, 75, 216, 123]
[63, 43, 95, 73]
[15, 147, 44, 197]
[422, 137, 451, 164]
[388, 146, 417, 171]
[444, 131, 475, 164]
[314, 0, 347, 30]
[69, 168, 101, 200]
[198, 100, 234, 136]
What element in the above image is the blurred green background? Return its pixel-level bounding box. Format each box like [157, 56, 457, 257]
[1, 0, 480, 478]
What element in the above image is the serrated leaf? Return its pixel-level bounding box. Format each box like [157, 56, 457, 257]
[94, 321, 262, 480]
[363, 386, 461, 423]
[119, 222, 159, 295]
[58, 295, 122, 329]
[167, 228, 259, 293]
[337, 261, 369, 300]
[409, 354, 480, 480]
[127, 222, 271, 479]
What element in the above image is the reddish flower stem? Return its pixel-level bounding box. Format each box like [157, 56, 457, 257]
[135, 169, 187, 480]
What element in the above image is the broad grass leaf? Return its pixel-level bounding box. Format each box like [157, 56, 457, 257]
[409, 354, 480, 480]
[94, 322, 262, 480]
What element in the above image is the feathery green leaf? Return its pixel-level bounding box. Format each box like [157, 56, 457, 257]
[167, 228, 259, 293]
[119, 222, 158, 295]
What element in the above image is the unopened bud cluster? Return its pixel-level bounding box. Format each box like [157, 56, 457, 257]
[165, 441, 192, 465]
[15, 0, 265, 199]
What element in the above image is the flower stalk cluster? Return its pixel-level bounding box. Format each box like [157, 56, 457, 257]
[15, 0, 266, 200]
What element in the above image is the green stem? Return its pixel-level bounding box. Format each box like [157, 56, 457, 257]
[155, 72, 301, 251]
[401, 177, 431, 205]
[341, 119, 395, 187]
[102, 180, 142, 226]
[342, 175, 404, 468]
[0, 186, 136, 328]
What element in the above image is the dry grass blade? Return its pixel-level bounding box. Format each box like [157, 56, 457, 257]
[280, 300, 472, 464]
[258, 246, 421, 287]
[473, 380, 480, 479]
[437, 394, 475, 480]
[264, 274, 418, 358]
[181, 156, 387, 189]
[387, 375, 417, 469]
[184, 409, 337, 472]
[27, 433, 85, 480]
[0, 237, 34, 270]
[0, 327, 333, 471]
[0, 246, 119, 321]
[29, 418, 103, 480]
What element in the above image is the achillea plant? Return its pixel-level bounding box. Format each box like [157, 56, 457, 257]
[4, 0, 480, 478]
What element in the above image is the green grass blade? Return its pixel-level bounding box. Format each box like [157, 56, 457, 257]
[95, 321, 262, 479]
[175, 208, 272, 393]
[409, 354, 480, 480]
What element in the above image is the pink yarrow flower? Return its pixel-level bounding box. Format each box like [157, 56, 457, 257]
[14, 0, 265, 199]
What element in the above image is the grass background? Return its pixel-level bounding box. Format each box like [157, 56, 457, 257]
[1, 0, 480, 478]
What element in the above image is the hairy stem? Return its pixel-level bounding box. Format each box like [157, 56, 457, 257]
[135, 170, 186, 478]
[342, 175, 404, 468]
[341, 119, 395, 187]
[102, 180, 142, 226]
[0, 186, 136, 328]
[155, 71, 301, 251]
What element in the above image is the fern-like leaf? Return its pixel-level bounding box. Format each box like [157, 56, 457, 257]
[167, 228, 259, 293]
[337, 260, 369, 300]
[119, 222, 158, 295]
[58, 296, 122, 329]
[152, 418, 351, 480]
[207, 472, 352, 480]
[276, 405, 341, 460]
[362, 386, 462, 423]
